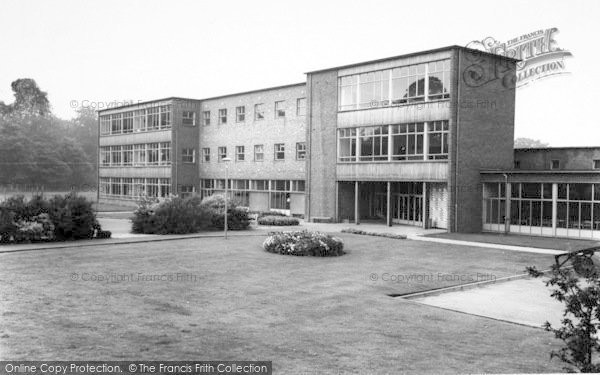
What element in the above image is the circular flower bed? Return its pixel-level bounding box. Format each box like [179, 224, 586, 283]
[263, 231, 344, 257]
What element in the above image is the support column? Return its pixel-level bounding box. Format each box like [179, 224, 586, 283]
[354, 181, 360, 225]
[422, 182, 428, 229]
[552, 183, 558, 236]
[505, 182, 511, 234]
[386, 182, 392, 227]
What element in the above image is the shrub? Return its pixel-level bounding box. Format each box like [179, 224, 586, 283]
[528, 258, 600, 373]
[48, 193, 98, 240]
[200, 195, 250, 230]
[131, 196, 207, 234]
[0, 193, 103, 243]
[263, 231, 344, 257]
[258, 215, 299, 226]
[96, 230, 112, 239]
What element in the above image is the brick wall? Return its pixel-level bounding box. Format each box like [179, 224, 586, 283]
[198, 84, 307, 181]
[515, 148, 600, 170]
[453, 49, 516, 232]
[306, 70, 338, 220]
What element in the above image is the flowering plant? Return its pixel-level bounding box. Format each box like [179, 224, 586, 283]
[263, 230, 344, 257]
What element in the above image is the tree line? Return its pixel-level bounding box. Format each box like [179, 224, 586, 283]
[0, 79, 97, 191]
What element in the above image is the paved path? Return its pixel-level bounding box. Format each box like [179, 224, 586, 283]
[413, 277, 564, 328]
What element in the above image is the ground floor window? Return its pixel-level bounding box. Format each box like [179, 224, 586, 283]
[99, 177, 172, 199]
[483, 182, 600, 238]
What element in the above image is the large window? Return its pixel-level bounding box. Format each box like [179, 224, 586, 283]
[159, 142, 171, 165]
[160, 106, 171, 129]
[338, 128, 357, 162]
[100, 147, 110, 166]
[147, 143, 159, 165]
[111, 114, 122, 134]
[134, 144, 146, 166]
[100, 106, 172, 136]
[359, 126, 388, 161]
[99, 177, 171, 200]
[339, 59, 451, 111]
[391, 123, 424, 161]
[122, 145, 133, 166]
[147, 107, 160, 130]
[122, 112, 133, 133]
[427, 121, 449, 160]
[338, 121, 447, 162]
[111, 146, 122, 165]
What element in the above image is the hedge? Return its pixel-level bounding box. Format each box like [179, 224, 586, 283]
[263, 231, 344, 257]
[257, 215, 299, 226]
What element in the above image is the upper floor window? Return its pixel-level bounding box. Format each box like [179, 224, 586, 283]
[296, 142, 306, 160]
[254, 144, 264, 161]
[123, 112, 133, 133]
[203, 111, 211, 126]
[182, 148, 195, 163]
[274, 144, 285, 160]
[514, 160, 521, 169]
[338, 59, 450, 111]
[391, 123, 424, 161]
[427, 121, 449, 160]
[236, 106, 245, 122]
[551, 159, 560, 170]
[182, 111, 196, 126]
[275, 101, 286, 118]
[254, 104, 264, 120]
[202, 148, 210, 162]
[359, 126, 389, 162]
[111, 114, 122, 134]
[218, 109, 227, 124]
[236, 146, 245, 161]
[594, 160, 600, 170]
[296, 98, 306, 116]
[218, 146, 227, 161]
[159, 106, 171, 129]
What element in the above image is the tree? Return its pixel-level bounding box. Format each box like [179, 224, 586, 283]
[527, 255, 600, 373]
[0, 78, 50, 116]
[515, 137, 550, 148]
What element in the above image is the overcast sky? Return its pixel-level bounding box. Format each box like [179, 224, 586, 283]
[1, 0, 598, 146]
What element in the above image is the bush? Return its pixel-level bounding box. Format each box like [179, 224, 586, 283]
[258, 215, 299, 226]
[131, 196, 207, 234]
[0, 193, 103, 243]
[200, 195, 250, 231]
[263, 231, 344, 257]
[48, 193, 98, 240]
[96, 230, 112, 239]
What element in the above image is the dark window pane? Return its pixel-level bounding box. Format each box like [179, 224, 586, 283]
[522, 183, 541, 199]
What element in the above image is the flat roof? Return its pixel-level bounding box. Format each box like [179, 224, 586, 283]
[305, 45, 520, 74]
[98, 82, 306, 113]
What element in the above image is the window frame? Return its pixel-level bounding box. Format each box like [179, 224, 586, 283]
[274, 143, 285, 160]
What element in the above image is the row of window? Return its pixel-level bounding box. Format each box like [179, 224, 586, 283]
[202, 142, 306, 162]
[203, 98, 306, 126]
[100, 106, 172, 135]
[338, 121, 449, 162]
[486, 182, 600, 202]
[99, 177, 172, 198]
[339, 59, 451, 111]
[514, 159, 600, 170]
[484, 183, 600, 231]
[200, 179, 305, 192]
[100, 143, 171, 167]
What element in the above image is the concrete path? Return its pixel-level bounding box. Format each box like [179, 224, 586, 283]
[413, 277, 564, 328]
[407, 234, 565, 255]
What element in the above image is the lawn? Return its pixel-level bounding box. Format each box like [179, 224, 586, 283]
[0, 234, 564, 373]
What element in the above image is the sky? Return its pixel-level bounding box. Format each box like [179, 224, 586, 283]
[0, 0, 598, 146]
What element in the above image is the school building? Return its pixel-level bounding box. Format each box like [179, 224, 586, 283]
[97, 45, 600, 239]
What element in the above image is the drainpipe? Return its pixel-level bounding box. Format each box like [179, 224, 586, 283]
[503, 173, 510, 234]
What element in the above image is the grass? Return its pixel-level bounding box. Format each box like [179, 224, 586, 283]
[427, 232, 600, 251]
[0, 234, 563, 373]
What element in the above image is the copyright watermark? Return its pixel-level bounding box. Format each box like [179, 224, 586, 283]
[69, 99, 142, 111]
[369, 272, 497, 283]
[69, 272, 201, 283]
